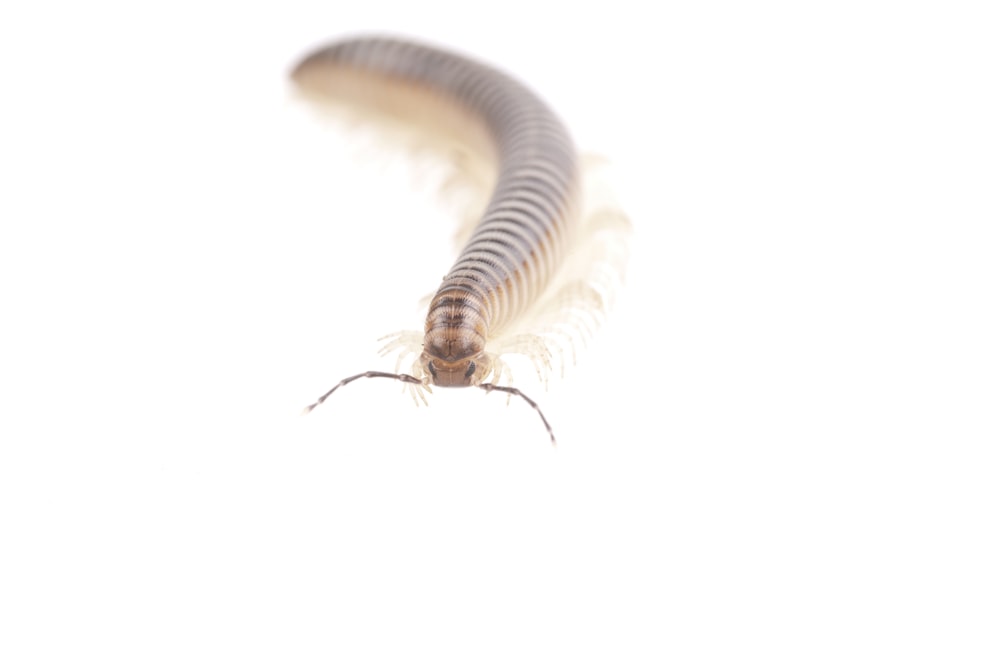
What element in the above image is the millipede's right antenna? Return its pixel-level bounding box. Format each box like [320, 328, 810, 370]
[302, 371, 424, 415]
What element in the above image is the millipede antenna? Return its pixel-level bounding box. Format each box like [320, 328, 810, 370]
[302, 371, 424, 414]
[479, 383, 557, 446]
[302, 372, 557, 446]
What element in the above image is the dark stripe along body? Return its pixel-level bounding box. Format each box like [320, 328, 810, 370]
[293, 37, 580, 388]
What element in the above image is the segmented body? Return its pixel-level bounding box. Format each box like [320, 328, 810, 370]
[293, 37, 580, 388]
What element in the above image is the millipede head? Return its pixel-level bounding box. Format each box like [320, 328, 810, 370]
[423, 354, 491, 387]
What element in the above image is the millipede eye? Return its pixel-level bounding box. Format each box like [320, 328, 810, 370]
[427, 361, 438, 379]
[464, 361, 477, 378]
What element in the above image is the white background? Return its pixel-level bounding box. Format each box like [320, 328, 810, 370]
[1, 1, 997, 664]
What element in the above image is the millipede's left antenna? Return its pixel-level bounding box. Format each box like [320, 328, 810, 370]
[479, 383, 557, 447]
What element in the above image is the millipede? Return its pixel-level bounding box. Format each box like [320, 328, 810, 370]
[293, 36, 628, 445]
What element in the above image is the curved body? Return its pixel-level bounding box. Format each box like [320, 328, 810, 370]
[292, 37, 580, 387]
